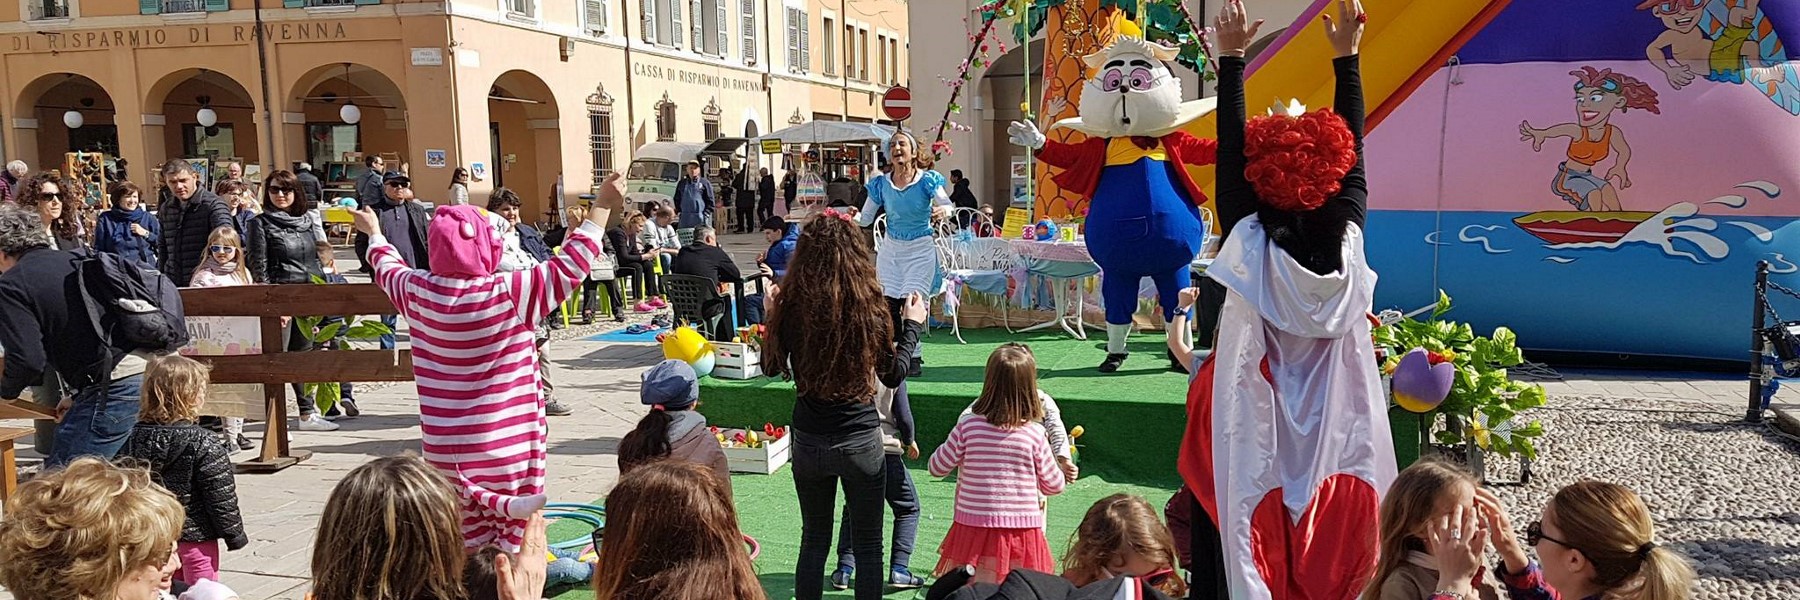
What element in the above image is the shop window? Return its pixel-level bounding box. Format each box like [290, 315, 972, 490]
[588, 86, 616, 188]
[582, 0, 607, 35]
[642, 0, 682, 48]
[307, 123, 361, 171]
[739, 0, 755, 65]
[822, 17, 836, 76]
[785, 7, 809, 74]
[30, 0, 69, 19]
[182, 124, 236, 159]
[656, 95, 677, 142]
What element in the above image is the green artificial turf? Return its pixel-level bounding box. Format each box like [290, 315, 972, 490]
[699, 328, 1193, 485]
[548, 464, 1178, 600]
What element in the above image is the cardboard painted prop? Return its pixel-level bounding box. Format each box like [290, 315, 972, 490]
[1009, 27, 1219, 373]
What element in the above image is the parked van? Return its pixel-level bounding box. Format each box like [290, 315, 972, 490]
[624, 138, 748, 214]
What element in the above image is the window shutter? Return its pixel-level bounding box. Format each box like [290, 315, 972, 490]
[141, 0, 160, 14]
[282, 0, 303, 6]
[715, 0, 727, 57]
[353, 0, 379, 6]
[786, 8, 799, 72]
[799, 11, 810, 73]
[585, 0, 606, 34]
[740, 0, 755, 64]
[204, 0, 228, 10]
[669, 0, 682, 48]
[642, 0, 656, 42]
[689, 0, 701, 51]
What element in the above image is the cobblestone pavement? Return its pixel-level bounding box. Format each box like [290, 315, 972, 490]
[2, 232, 1796, 598]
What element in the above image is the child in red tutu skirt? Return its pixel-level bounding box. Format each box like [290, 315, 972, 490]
[928, 344, 1067, 584]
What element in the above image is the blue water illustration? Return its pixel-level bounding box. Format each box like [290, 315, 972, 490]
[1368, 208, 1800, 361]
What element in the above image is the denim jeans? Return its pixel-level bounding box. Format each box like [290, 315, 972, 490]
[45, 373, 144, 468]
[835, 453, 919, 573]
[793, 428, 887, 600]
[379, 314, 398, 350]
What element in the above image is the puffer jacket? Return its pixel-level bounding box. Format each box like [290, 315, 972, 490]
[115, 423, 249, 549]
[247, 210, 324, 285]
[156, 188, 234, 286]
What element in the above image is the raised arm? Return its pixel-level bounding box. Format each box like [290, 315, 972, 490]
[1331, 54, 1369, 227]
[507, 176, 624, 325]
[1212, 0, 1262, 240]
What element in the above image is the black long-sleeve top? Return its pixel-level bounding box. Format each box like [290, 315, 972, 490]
[1215, 54, 1368, 275]
[782, 320, 923, 436]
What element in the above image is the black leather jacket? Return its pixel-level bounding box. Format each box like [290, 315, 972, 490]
[116, 423, 249, 549]
[248, 210, 324, 285]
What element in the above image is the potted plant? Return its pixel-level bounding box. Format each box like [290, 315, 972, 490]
[1374, 291, 1547, 480]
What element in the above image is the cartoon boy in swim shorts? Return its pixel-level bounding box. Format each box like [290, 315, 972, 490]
[1520, 67, 1662, 212]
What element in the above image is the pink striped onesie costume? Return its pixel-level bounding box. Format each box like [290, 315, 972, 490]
[367, 204, 600, 552]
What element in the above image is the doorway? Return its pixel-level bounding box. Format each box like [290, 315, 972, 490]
[489, 121, 504, 189]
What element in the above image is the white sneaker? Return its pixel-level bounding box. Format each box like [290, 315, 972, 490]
[296, 414, 339, 431]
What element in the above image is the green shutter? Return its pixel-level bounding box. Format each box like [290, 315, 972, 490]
[140, 0, 160, 14]
[354, 0, 380, 5]
[204, 0, 228, 11]
[283, 0, 304, 7]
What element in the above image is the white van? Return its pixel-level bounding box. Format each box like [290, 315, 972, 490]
[624, 138, 748, 213]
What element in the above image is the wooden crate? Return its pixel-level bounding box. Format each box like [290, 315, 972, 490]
[718, 429, 789, 474]
[712, 342, 762, 380]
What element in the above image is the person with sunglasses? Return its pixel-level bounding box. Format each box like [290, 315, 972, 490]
[1427, 483, 1695, 600]
[352, 171, 431, 350]
[246, 170, 339, 432]
[17, 171, 85, 251]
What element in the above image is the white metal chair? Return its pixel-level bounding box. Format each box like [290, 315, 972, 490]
[943, 235, 1019, 342]
[872, 213, 889, 253]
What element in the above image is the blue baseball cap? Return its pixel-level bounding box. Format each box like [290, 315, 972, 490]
[640, 359, 698, 410]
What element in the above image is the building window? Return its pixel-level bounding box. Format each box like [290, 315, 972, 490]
[822, 16, 836, 76]
[785, 7, 809, 74]
[655, 94, 677, 141]
[504, 0, 532, 18]
[739, 0, 755, 65]
[307, 123, 360, 171]
[702, 98, 721, 141]
[877, 34, 887, 85]
[282, 0, 375, 8]
[30, 0, 69, 19]
[582, 0, 607, 34]
[858, 28, 869, 82]
[697, 0, 723, 56]
[890, 37, 899, 85]
[587, 84, 616, 188]
[642, 0, 682, 47]
[182, 124, 236, 159]
[143, 0, 229, 13]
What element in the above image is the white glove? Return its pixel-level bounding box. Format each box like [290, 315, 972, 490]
[1008, 120, 1046, 150]
[179, 579, 241, 600]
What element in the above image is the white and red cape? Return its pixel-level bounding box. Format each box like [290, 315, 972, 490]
[1179, 217, 1397, 599]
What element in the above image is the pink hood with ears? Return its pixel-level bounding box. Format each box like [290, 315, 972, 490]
[427, 204, 503, 278]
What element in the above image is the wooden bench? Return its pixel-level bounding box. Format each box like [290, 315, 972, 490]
[0, 425, 37, 507]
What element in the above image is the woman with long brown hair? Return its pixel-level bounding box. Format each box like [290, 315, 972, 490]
[762, 211, 926, 600]
[592, 460, 764, 600]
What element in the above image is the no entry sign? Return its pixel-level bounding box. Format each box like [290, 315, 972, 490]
[882, 86, 912, 121]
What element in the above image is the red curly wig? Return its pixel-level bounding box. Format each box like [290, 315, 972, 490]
[1243, 108, 1359, 213]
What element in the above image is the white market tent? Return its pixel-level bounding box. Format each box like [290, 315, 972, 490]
[756, 121, 897, 145]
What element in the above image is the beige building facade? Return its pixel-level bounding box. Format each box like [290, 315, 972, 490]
[0, 0, 908, 218]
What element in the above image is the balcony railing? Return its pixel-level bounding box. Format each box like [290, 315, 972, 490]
[307, 0, 356, 6]
[161, 0, 205, 13]
[29, 0, 69, 19]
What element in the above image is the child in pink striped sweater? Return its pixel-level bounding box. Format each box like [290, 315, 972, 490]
[351, 174, 624, 554]
[928, 344, 1067, 584]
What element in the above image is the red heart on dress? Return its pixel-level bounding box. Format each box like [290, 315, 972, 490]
[1246, 474, 1381, 599]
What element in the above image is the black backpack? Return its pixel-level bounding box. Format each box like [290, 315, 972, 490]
[74, 250, 189, 362]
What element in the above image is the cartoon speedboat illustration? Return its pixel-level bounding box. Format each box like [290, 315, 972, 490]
[1512, 211, 1659, 244]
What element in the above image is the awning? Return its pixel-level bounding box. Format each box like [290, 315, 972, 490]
[700, 137, 750, 155]
[756, 121, 897, 145]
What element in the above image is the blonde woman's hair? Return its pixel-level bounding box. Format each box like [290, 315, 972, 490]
[1063, 494, 1188, 598]
[139, 354, 210, 424]
[193, 226, 252, 285]
[624, 210, 647, 229]
[310, 454, 468, 600]
[0, 457, 183, 600]
[970, 343, 1044, 427]
[1362, 459, 1478, 599]
[1549, 481, 1695, 600]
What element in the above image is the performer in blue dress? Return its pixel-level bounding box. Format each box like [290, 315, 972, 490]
[855, 130, 951, 375]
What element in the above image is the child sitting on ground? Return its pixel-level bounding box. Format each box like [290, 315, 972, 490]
[116, 355, 247, 587]
[830, 381, 926, 590]
[1062, 494, 1188, 599]
[1364, 460, 1502, 600]
[617, 359, 732, 496]
[929, 344, 1067, 584]
[958, 342, 1077, 481]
